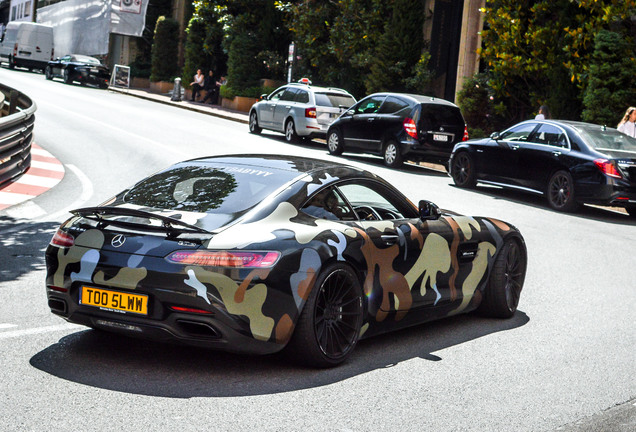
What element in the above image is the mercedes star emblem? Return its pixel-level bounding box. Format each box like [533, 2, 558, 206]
[111, 234, 126, 248]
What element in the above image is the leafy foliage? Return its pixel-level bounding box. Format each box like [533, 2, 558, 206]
[150, 16, 180, 82]
[456, 74, 506, 138]
[582, 30, 636, 126]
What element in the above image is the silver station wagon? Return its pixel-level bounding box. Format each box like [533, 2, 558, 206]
[249, 80, 356, 143]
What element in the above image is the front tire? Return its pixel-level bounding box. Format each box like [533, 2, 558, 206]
[546, 170, 579, 212]
[249, 111, 262, 134]
[478, 238, 526, 318]
[327, 129, 344, 155]
[45, 66, 53, 80]
[451, 151, 477, 188]
[286, 263, 364, 368]
[285, 119, 299, 143]
[8, 55, 15, 69]
[63, 68, 72, 84]
[383, 140, 403, 168]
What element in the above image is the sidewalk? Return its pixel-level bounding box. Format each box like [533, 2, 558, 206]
[108, 86, 250, 124]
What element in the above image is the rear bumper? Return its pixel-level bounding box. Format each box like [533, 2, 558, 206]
[400, 139, 455, 164]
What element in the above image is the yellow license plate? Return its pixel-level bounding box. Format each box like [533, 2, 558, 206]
[80, 286, 148, 315]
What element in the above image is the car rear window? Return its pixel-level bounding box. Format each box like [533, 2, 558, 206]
[124, 163, 299, 216]
[315, 93, 356, 108]
[420, 104, 465, 129]
[578, 127, 636, 152]
[379, 96, 410, 114]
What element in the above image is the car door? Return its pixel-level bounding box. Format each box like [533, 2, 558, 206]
[272, 88, 299, 131]
[341, 95, 387, 151]
[516, 123, 572, 191]
[481, 122, 539, 185]
[259, 87, 286, 127]
[336, 181, 458, 317]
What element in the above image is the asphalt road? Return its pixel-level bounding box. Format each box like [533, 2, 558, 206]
[1, 69, 634, 432]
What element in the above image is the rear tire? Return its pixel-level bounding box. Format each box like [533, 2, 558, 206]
[478, 238, 526, 318]
[8, 56, 15, 69]
[546, 170, 579, 212]
[285, 119, 299, 143]
[383, 140, 403, 168]
[286, 263, 364, 368]
[63, 68, 72, 84]
[327, 129, 344, 155]
[249, 111, 262, 134]
[451, 151, 477, 188]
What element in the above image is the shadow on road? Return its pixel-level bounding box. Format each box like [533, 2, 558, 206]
[30, 311, 529, 398]
[0, 217, 58, 282]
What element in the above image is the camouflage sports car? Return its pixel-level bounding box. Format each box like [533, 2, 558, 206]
[45, 154, 527, 367]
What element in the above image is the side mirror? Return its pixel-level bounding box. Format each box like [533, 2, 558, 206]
[260, 93, 269, 101]
[419, 200, 441, 221]
[490, 131, 501, 140]
[346, 109, 355, 116]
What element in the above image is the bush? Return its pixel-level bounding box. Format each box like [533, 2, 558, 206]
[150, 16, 180, 82]
[220, 86, 277, 100]
[457, 74, 507, 138]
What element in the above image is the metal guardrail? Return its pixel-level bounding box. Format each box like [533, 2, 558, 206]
[0, 83, 36, 187]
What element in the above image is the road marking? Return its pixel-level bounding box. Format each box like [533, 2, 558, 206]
[0, 323, 18, 330]
[0, 323, 82, 340]
[42, 163, 93, 221]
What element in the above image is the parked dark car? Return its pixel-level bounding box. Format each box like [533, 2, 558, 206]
[449, 120, 636, 216]
[45, 54, 110, 88]
[45, 154, 527, 367]
[326, 93, 468, 168]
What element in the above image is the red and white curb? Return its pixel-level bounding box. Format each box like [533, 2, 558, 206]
[0, 143, 64, 211]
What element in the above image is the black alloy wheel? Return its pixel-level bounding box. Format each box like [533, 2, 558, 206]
[286, 263, 363, 367]
[249, 111, 262, 134]
[451, 151, 477, 188]
[383, 140, 403, 168]
[327, 129, 344, 155]
[546, 170, 579, 212]
[478, 238, 526, 318]
[285, 119, 299, 143]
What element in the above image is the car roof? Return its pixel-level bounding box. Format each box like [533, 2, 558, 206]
[512, 119, 618, 133]
[367, 92, 459, 107]
[284, 82, 353, 95]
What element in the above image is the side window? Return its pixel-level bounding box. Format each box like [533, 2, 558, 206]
[338, 183, 413, 220]
[500, 123, 538, 142]
[355, 96, 386, 114]
[268, 88, 286, 102]
[530, 124, 569, 148]
[280, 88, 298, 102]
[378, 96, 410, 114]
[295, 90, 309, 104]
[301, 187, 356, 221]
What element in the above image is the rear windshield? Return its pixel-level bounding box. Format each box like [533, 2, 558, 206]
[420, 105, 465, 129]
[578, 127, 636, 152]
[124, 163, 299, 216]
[2, 28, 17, 43]
[315, 93, 356, 108]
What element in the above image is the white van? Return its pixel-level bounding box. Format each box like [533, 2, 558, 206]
[0, 22, 54, 71]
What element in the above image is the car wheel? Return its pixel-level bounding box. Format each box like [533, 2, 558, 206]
[8, 56, 15, 69]
[383, 140, 403, 168]
[451, 151, 477, 188]
[285, 119, 299, 143]
[478, 238, 526, 318]
[546, 170, 579, 212]
[625, 206, 636, 218]
[45, 66, 53, 80]
[327, 129, 344, 155]
[249, 111, 262, 134]
[286, 263, 364, 368]
[63, 68, 72, 84]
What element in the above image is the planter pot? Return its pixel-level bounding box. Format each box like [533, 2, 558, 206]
[149, 81, 173, 94]
[221, 96, 258, 112]
[131, 77, 150, 89]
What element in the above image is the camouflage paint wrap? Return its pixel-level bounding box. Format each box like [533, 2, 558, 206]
[45, 155, 526, 355]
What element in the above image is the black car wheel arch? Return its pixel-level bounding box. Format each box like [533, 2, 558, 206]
[286, 262, 364, 367]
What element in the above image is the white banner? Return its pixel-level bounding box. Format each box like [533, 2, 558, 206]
[111, 0, 149, 37]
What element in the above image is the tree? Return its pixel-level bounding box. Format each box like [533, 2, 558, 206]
[150, 16, 180, 82]
[582, 30, 636, 126]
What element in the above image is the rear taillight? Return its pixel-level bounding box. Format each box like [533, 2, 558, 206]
[403, 118, 418, 139]
[166, 250, 281, 268]
[50, 229, 75, 247]
[305, 107, 317, 118]
[462, 126, 469, 141]
[594, 159, 622, 179]
[13, 43, 17, 56]
[169, 306, 213, 315]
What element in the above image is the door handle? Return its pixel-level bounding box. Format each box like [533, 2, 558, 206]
[510, 144, 520, 150]
[552, 151, 562, 157]
[381, 234, 398, 245]
[367, 118, 375, 122]
[285, 105, 291, 109]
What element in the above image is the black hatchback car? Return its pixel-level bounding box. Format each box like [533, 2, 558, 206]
[449, 120, 636, 216]
[45, 54, 110, 88]
[326, 93, 468, 168]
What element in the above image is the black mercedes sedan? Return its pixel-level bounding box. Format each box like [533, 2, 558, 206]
[326, 93, 468, 168]
[45, 154, 527, 367]
[45, 54, 110, 88]
[449, 120, 636, 216]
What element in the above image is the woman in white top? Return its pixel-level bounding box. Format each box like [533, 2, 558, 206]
[535, 105, 550, 120]
[617, 106, 636, 137]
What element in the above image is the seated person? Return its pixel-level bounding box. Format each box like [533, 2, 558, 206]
[302, 189, 342, 220]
